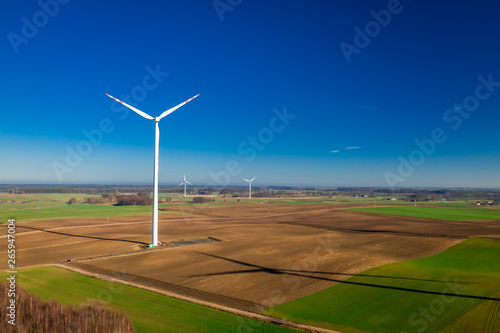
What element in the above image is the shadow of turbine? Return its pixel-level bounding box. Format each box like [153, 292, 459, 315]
[191, 252, 494, 301]
[18, 225, 148, 246]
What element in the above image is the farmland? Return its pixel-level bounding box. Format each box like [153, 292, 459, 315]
[265, 238, 500, 332]
[0, 266, 299, 333]
[1, 190, 499, 332]
[349, 205, 500, 221]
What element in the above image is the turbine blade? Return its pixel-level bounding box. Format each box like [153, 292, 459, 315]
[179, 183, 184, 186]
[186, 181, 192, 185]
[242, 178, 249, 182]
[158, 94, 200, 120]
[106, 94, 154, 120]
[250, 177, 256, 182]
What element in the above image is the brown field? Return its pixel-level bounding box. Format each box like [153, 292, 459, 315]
[2, 204, 500, 312]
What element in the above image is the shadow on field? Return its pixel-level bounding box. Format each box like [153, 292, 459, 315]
[279, 221, 468, 239]
[193, 252, 499, 302]
[17, 225, 148, 246]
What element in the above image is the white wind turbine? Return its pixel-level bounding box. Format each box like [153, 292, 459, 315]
[106, 93, 199, 247]
[179, 174, 192, 198]
[243, 177, 256, 199]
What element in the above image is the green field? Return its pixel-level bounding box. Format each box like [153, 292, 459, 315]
[0, 192, 197, 223]
[265, 238, 500, 332]
[0, 203, 185, 223]
[0, 193, 101, 210]
[0, 266, 298, 333]
[349, 205, 499, 221]
[0, 192, 389, 223]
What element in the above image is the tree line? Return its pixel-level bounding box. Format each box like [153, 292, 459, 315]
[69, 194, 153, 206]
[0, 282, 134, 333]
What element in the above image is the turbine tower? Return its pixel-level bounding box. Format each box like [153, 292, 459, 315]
[243, 177, 256, 199]
[179, 174, 192, 197]
[106, 93, 199, 247]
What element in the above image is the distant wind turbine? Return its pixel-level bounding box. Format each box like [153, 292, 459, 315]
[179, 174, 192, 198]
[243, 177, 256, 199]
[106, 93, 199, 247]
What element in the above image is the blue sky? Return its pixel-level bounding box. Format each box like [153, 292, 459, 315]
[1, 0, 499, 188]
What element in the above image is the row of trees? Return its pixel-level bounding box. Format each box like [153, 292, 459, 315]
[72, 195, 215, 205]
[220, 189, 298, 197]
[336, 188, 500, 201]
[115, 195, 153, 206]
[192, 197, 214, 204]
[8, 184, 499, 203]
[69, 194, 153, 206]
[0, 282, 134, 333]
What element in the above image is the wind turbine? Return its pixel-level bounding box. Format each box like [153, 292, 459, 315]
[106, 93, 199, 247]
[243, 177, 256, 199]
[179, 174, 192, 198]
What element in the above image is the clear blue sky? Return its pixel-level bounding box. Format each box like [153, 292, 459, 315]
[1, 0, 499, 188]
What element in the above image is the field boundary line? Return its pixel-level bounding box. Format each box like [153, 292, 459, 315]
[54, 263, 342, 333]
